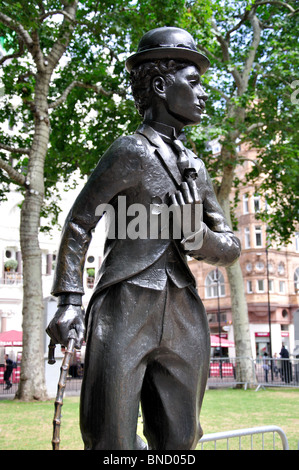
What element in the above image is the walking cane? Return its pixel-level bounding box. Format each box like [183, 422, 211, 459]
[48, 329, 76, 450]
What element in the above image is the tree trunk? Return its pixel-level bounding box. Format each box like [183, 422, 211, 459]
[217, 156, 255, 387]
[226, 262, 255, 386]
[17, 190, 48, 400]
[13, 1, 78, 400]
[16, 74, 50, 401]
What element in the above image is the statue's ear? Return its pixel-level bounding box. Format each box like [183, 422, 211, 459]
[152, 76, 167, 100]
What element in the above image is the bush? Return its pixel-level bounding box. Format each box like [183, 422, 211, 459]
[86, 268, 95, 277]
[4, 259, 18, 271]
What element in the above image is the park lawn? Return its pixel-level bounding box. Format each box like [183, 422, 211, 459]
[198, 388, 299, 450]
[0, 388, 298, 450]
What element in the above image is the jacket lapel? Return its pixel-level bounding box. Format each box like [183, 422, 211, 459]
[136, 124, 182, 188]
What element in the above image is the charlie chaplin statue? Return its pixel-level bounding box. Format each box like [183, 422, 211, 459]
[47, 27, 241, 450]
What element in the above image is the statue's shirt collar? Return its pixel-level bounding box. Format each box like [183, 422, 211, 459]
[144, 120, 182, 143]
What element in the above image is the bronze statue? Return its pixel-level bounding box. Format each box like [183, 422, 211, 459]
[46, 27, 241, 450]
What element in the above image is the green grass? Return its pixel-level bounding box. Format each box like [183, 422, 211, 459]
[198, 388, 299, 450]
[0, 388, 298, 450]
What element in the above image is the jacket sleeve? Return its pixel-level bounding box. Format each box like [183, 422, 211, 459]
[184, 163, 241, 267]
[51, 135, 143, 297]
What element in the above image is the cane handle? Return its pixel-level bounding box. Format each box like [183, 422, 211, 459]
[48, 340, 56, 365]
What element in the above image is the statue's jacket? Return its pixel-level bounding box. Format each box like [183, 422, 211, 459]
[51, 123, 241, 308]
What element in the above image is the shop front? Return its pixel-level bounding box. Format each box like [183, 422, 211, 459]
[255, 331, 270, 357]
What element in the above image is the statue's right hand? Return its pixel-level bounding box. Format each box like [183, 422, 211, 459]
[46, 304, 85, 349]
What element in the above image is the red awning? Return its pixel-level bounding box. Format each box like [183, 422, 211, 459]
[210, 335, 234, 348]
[0, 330, 22, 347]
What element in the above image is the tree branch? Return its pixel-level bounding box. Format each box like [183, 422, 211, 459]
[238, 122, 265, 143]
[245, 122, 265, 133]
[254, 1, 296, 14]
[211, 19, 230, 62]
[0, 12, 46, 71]
[46, 1, 78, 69]
[236, 155, 262, 172]
[48, 80, 111, 108]
[36, 1, 45, 16]
[60, 0, 72, 6]
[39, 10, 76, 23]
[0, 12, 33, 48]
[211, 19, 243, 89]
[30, 29, 45, 72]
[0, 144, 30, 154]
[207, 84, 230, 102]
[240, 11, 262, 90]
[225, 10, 251, 41]
[0, 157, 26, 187]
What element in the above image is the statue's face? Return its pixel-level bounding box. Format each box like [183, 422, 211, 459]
[164, 65, 207, 125]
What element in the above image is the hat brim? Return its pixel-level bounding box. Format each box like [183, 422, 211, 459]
[125, 47, 210, 74]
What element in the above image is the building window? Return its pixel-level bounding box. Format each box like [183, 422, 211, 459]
[294, 268, 299, 293]
[282, 309, 289, 319]
[267, 262, 274, 273]
[256, 261, 264, 271]
[253, 195, 261, 213]
[295, 233, 299, 252]
[255, 226, 262, 247]
[5, 250, 12, 258]
[268, 279, 274, 293]
[205, 269, 225, 298]
[244, 228, 250, 248]
[279, 281, 286, 294]
[257, 279, 265, 292]
[246, 262, 252, 272]
[277, 262, 285, 275]
[247, 280, 253, 293]
[243, 194, 249, 214]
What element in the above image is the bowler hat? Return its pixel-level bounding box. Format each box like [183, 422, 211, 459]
[125, 26, 210, 75]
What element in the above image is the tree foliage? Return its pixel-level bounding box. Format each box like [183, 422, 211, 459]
[178, 0, 299, 244]
[1, 1, 297, 237]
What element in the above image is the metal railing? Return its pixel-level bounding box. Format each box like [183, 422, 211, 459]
[2, 357, 298, 397]
[207, 356, 299, 389]
[198, 425, 289, 450]
[254, 357, 298, 388]
[63, 356, 299, 392]
[0, 273, 23, 285]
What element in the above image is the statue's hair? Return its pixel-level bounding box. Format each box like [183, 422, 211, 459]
[130, 59, 193, 116]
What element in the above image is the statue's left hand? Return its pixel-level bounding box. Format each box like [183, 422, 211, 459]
[169, 179, 205, 250]
[46, 304, 85, 349]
